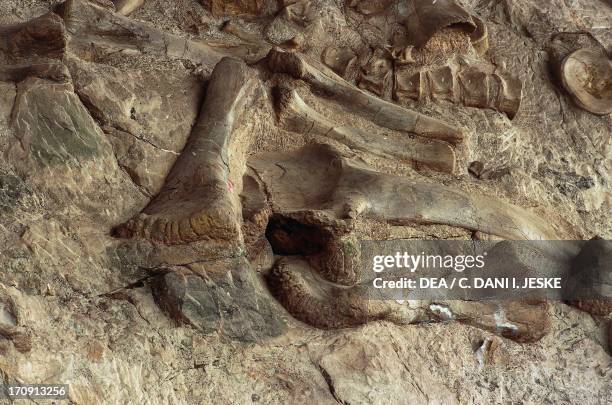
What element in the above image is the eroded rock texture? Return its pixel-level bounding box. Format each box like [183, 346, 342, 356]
[0, 0, 610, 403]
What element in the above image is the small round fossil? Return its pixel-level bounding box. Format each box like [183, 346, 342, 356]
[561, 48, 612, 115]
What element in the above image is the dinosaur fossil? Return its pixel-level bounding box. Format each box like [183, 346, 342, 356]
[268, 49, 464, 143]
[560, 48, 612, 115]
[114, 57, 259, 245]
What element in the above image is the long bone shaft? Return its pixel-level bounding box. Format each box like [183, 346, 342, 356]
[267, 49, 464, 143]
[276, 87, 456, 173]
[114, 57, 259, 244]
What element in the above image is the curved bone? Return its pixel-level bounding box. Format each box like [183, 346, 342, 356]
[249, 144, 560, 241]
[114, 57, 258, 244]
[561, 48, 612, 115]
[62, 0, 224, 66]
[276, 88, 456, 173]
[267, 256, 549, 342]
[267, 48, 464, 143]
[267, 256, 422, 328]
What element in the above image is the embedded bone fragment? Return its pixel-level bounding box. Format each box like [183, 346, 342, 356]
[401, 0, 476, 48]
[348, 0, 477, 48]
[267, 257, 549, 342]
[267, 257, 423, 328]
[113, 0, 144, 15]
[281, 0, 316, 26]
[321, 46, 357, 79]
[458, 67, 488, 108]
[357, 49, 393, 98]
[394, 68, 423, 100]
[561, 49, 612, 115]
[62, 0, 224, 67]
[267, 49, 464, 143]
[249, 144, 560, 241]
[113, 58, 258, 244]
[0, 13, 69, 82]
[470, 16, 489, 54]
[276, 88, 456, 173]
[436, 301, 550, 343]
[203, 0, 279, 17]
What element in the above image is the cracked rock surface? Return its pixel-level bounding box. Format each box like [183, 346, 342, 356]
[0, 0, 610, 403]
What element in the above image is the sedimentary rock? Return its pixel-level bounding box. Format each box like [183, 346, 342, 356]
[275, 88, 456, 173]
[267, 49, 464, 143]
[66, 56, 203, 195]
[0, 0, 609, 402]
[151, 261, 284, 342]
[114, 58, 258, 245]
[11, 78, 107, 166]
[561, 48, 612, 115]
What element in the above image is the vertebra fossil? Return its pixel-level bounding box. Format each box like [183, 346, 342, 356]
[394, 64, 522, 119]
[561, 48, 612, 115]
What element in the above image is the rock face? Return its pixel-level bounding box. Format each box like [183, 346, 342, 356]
[151, 262, 285, 343]
[0, 0, 610, 404]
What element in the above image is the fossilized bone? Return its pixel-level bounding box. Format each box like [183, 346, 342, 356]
[560, 48, 612, 115]
[203, 0, 279, 17]
[249, 144, 560, 241]
[267, 49, 464, 143]
[399, 0, 477, 48]
[0, 12, 69, 82]
[113, 0, 144, 15]
[267, 256, 550, 342]
[321, 46, 358, 80]
[347, 0, 485, 50]
[267, 257, 424, 328]
[281, 0, 316, 27]
[113, 57, 258, 244]
[394, 64, 523, 119]
[62, 0, 225, 66]
[275, 87, 456, 173]
[470, 16, 488, 55]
